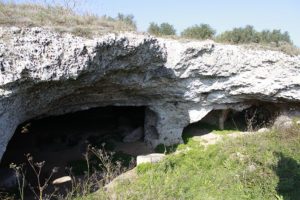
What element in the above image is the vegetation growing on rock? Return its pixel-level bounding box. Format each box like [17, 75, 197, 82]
[0, 0, 137, 38]
[181, 24, 216, 40]
[215, 25, 292, 45]
[0, 0, 299, 55]
[147, 22, 176, 36]
[106, 123, 300, 200]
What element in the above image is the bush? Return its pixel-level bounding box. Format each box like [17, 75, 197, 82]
[116, 13, 137, 30]
[216, 25, 293, 46]
[147, 22, 176, 36]
[147, 22, 160, 35]
[160, 23, 176, 35]
[181, 24, 215, 40]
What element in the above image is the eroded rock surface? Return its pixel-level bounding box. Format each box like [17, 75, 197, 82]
[0, 27, 300, 161]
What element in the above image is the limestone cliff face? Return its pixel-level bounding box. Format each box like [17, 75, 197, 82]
[0, 27, 300, 161]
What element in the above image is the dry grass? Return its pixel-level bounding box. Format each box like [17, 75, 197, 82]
[242, 42, 300, 56]
[155, 34, 300, 56]
[0, 1, 137, 38]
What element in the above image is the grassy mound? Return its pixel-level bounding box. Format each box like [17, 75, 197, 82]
[105, 125, 300, 199]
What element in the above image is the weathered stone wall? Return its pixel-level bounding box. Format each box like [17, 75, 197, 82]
[0, 27, 300, 161]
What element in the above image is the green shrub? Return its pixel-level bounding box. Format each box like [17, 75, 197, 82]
[147, 22, 176, 36]
[147, 22, 160, 35]
[159, 23, 176, 35]
[216, 25, 293, 46]
[181, 24, 215, 40]
[116, 13, 137, 30]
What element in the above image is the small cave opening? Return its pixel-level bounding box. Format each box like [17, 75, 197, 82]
[183, 102, 281, 138]
[0, 106, 152, 197]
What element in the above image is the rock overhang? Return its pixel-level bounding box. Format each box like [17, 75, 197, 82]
[0, 27, 300, 161]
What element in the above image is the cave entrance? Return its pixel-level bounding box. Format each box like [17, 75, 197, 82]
[183, 102, 281, 137]
[0, 106, 152, 193]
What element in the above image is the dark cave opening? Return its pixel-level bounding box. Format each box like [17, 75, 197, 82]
[0, 106, 151, 195]
[183, 102, 282, 137]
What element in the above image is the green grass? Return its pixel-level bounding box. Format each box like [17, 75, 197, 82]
[103, 125, 300, 200]
[155, 133, 202, 154]
[293, 118, 300, 126]
[183, 121, 239, 137]
[155, 122, 238, 154]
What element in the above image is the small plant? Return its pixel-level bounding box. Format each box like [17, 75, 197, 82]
[9, 163, 26, 200]
[61, 144, 133, 199]
[26, 154, 58, 200]
[88, 144, 122, 185]
[245, 109, 257, 132]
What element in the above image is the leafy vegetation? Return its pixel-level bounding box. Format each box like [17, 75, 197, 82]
[181, 24, 215, 40]
[147, 22, 176, 36]
[109, 124, 300, 200]
[214, 25, 299, 55]
[216, 25, 292, 46]
[147, 22, 160, 35]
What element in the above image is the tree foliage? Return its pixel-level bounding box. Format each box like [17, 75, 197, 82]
[117, 13, 137, 30]
[181, 24, 215, 40]
[147, 22, 176, 36]
[159, 23, 176, 35]
[147, 22, 160, 35]
[216, 25, 292, 46]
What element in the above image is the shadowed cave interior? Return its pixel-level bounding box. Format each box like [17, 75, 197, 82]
[183, 102, 281, 138]
[0, 106, 152, 193]
[0, 101, 290, 198]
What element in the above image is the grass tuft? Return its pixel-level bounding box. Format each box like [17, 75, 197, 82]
[0, 0, 137, 38]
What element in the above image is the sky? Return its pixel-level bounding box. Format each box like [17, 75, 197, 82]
[6, 0, 300, 47]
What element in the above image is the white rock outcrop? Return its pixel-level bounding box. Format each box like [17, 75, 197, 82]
[0, 27, 300, 161]
[137, 153, 166, 165]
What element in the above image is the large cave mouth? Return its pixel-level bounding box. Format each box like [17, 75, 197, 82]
[0, 106, 151, 191]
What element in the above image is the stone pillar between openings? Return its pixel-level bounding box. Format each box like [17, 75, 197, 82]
[219, 109, 230, 130]
[144, 103, 191, 148]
